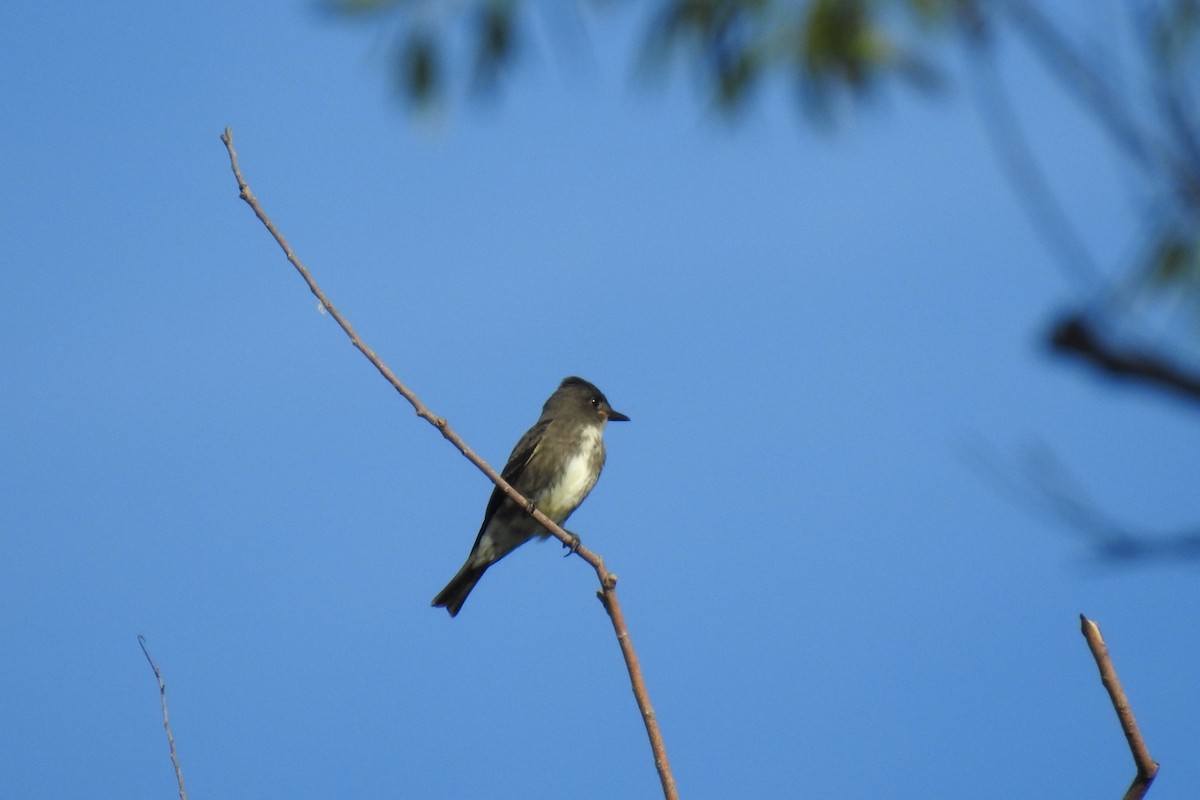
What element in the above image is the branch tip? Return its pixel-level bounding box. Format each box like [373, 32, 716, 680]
[1079, 616, 1158, 799]
[138, 637, 188, 800]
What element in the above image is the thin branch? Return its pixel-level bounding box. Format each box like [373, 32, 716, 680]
[1079, 616, 1159, 800]
[1049, 313, 1200, 403]
[138, 636, 188, 800]
[598, 590, 673, 786]
[219, 127, 677, 800]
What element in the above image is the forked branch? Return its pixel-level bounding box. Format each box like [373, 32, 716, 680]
[219, 127, 677, 800]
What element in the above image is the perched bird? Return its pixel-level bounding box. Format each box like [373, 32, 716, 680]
[432, 376, 629, 616]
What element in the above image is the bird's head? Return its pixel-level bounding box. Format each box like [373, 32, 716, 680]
[551, 376, 629, 424]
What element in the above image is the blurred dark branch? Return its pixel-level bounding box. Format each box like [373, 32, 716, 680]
[1138, 0, 1200, 210]
[970, 1, 1200, 405]
[997, 0, 1158, 172]
[963, 34, 1103, 293]
[219, 127, 678, 800]
[1079, 616, 1159, 800]
[1049, 313, 1200, 404]
[964, 439, 1200, 563]
[138, 636, 188, 800]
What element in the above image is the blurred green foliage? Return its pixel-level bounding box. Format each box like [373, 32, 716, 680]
[322, 0, 1200, 367]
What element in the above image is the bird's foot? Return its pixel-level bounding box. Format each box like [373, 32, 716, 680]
[561, 530, 582, 556]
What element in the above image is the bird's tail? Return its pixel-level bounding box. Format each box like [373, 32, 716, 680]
[431, 561, 489, 617]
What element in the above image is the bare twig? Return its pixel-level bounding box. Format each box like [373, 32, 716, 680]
[138, 636, 188, 800]
[1079, 616, 1158, 800]
[219, 127, 677, 800]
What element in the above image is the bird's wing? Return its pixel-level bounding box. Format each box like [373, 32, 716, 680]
[472, 418, 551, 543]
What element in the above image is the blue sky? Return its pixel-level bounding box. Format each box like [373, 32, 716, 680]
[2, 2, 1197, 798]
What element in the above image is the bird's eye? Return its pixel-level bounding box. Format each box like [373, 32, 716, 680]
[590, 396, 600, 407]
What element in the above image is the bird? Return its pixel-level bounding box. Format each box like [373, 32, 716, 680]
[432, 376, 629, 617]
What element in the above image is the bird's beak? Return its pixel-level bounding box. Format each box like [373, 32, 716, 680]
[606, 409, 630, 422]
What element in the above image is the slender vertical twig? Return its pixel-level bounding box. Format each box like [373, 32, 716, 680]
[138, 636, 188, 800]
[1079, 615, 1158, 800]
[219, 127, 677, 800]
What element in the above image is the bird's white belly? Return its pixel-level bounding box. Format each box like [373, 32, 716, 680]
[537, 427, 601, 521]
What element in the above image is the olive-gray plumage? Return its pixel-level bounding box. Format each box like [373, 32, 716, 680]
[432, 377, 628, 616]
